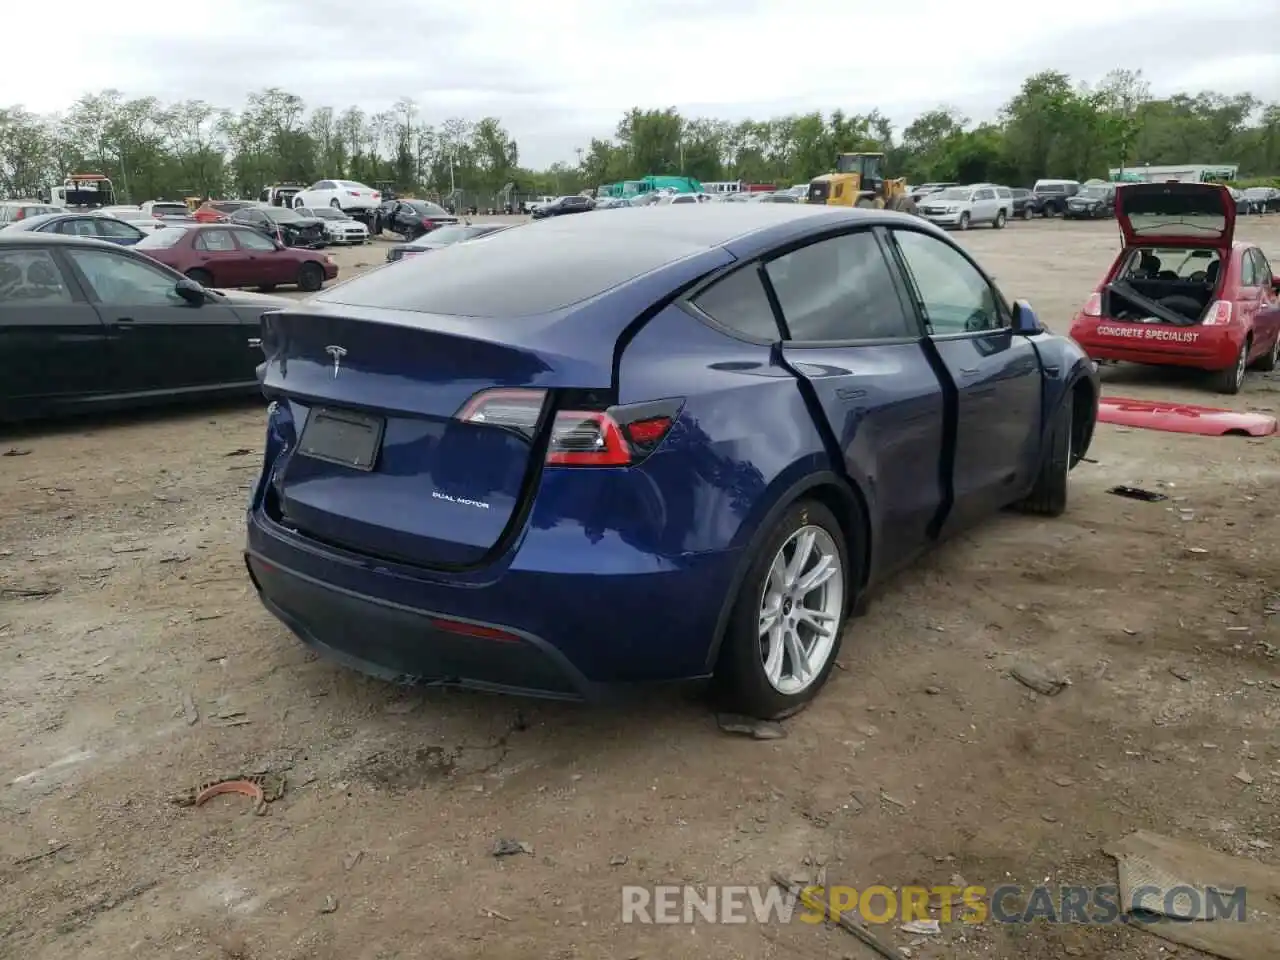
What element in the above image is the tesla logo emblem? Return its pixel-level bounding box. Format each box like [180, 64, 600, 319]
[325, 345, 347, 378]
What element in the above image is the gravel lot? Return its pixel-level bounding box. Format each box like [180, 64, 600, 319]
[2, 215, 1279, 960]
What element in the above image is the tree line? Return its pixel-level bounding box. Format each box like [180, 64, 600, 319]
[0, 69, 1276, 205]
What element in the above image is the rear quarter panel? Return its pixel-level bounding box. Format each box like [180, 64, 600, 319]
[616, 305, 833, 560]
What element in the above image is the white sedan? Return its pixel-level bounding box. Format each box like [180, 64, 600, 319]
[297, 206, 370, 245]
[291, 179, 381, 217]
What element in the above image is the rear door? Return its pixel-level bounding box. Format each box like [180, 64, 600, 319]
[1252, 249, 1280, 357]
[888, 227, 1043, 531]
[193, 228, 248, 286]
[764, 228, 948, 575]
[0, 245, 110, 418]
[62, 246, 254, 392]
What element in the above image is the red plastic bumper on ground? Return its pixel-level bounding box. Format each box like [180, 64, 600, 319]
[1098, 397, 1278, 437]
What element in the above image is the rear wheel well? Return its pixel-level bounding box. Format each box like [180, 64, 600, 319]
[800, 481, 871, 599]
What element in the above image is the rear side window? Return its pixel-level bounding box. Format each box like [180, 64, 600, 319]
[0, 249, 74, 303]
[1241, 249, 1260, 287]
[766, 231, 916, 341]
[690, 266, 780, 340]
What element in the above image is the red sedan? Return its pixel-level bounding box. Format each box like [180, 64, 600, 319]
[134, 223, 338, 292]
[1069, 182, 1280, 394]
[193, 200, 253, 223]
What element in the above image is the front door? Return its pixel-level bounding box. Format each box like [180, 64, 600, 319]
[231, 227, 294, 286]
[889, 228, 1043, 532]
[0, 245, 111, 418]
[62, 247, 254, 392]
[761, 228, 948, 577]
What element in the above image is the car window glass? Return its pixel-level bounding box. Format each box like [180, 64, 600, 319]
[66, 250, 183, 306]
[318, 181, 335, 190]
[893, 230, 1001, 334]
[1255, 249, 1274, 282]
[234, 229, 276, 251]
[691, 266, 781, 340]
[1241, 250, 1259, 287]
[0, 249, 74, 303]
[196, 229, 237, 252]
[766, 231, 915, 341]
[96, 218, 141, 239]
[60, 218, 99, 237]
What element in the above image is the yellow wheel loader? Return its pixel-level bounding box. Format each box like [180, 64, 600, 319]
[807, 153, 918, 215]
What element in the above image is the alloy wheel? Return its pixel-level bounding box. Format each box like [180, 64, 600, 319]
[758, 525, 843, 696]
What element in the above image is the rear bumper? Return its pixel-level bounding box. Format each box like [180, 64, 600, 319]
[244, 496, 742, 699]
[1070, 315, 1241, 369]
[245, 553, 588, 699]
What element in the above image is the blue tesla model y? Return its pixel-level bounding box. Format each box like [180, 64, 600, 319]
[245, 204, 1098, 718]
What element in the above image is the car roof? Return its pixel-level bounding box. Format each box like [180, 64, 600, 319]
[0, 232, 141, 251]
[314, 205, 933, 320]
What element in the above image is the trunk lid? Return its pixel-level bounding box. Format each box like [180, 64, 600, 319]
[259, 304, 616, 569]
[1116, 182, 1235, 248]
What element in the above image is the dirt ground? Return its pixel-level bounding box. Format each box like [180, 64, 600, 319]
[2, 216, 1279, 960]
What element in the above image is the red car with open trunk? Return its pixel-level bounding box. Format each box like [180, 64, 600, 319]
[134, 223, 338, 292]
[1069, 182, 1280, 394]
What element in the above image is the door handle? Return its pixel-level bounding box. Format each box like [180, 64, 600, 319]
[115, 317, 135, 325]
[959, 367, 979, 376]
[247, 338, 262, 348]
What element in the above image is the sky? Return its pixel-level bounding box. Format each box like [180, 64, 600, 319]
[6, 0, 1279, 169]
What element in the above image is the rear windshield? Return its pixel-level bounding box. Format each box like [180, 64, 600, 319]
[151, 203, 187, 215]
[1079, 186, 1111, 198]
[404, 200, 449, 216]
[135, 227, 189, 248]
[936, 188, 972, 200]
[316, 226, 705, 318]
[1035, 184, 1067, 194]
[212, 201, 248, 213]
[266, 207, 302, 221]
[1123, 190, 1228, 238]
[1119, 247, 1220, 281]
[309, 208, 345, 220]
[413, 225, 473, 244]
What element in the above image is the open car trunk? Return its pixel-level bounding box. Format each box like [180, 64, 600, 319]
[1116, 181, 1235, 248]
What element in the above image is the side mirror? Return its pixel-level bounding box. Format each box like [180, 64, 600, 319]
[1011, 299, 1044, 335]
[174, 277, 205, 305]
[1273, 274, 1280, 293]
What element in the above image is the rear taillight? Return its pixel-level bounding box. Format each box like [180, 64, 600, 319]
[348, 190, 360, 197]
[455, 388, 681, 467]
[14, 209, 25, 220]
[1083, 293, 1102, 317]
[422, 218, 435, 228]
[372, 192, 381, 200]
[1203, 301, 1232, 325]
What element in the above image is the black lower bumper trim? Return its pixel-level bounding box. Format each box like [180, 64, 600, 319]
[246, 553, 585, 700]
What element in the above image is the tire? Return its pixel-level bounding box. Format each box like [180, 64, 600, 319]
[958, 212, 971, 230]
[185, 268, 213, 287]
[1022, 206, 1033, 220]
[1044, 204, 1058, 218]
[993, 210, 1007, 229]
[1255, 333, 1279, 372]
[1018, 397, 1072, 517]
[897, 197, 918, 216]
[329, 198, 341, 209]
[714, 500, 850, 720]
[855, 198, 875, 209]
[1214, 340, 1249, 394]
[298, 262, 324, 293]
